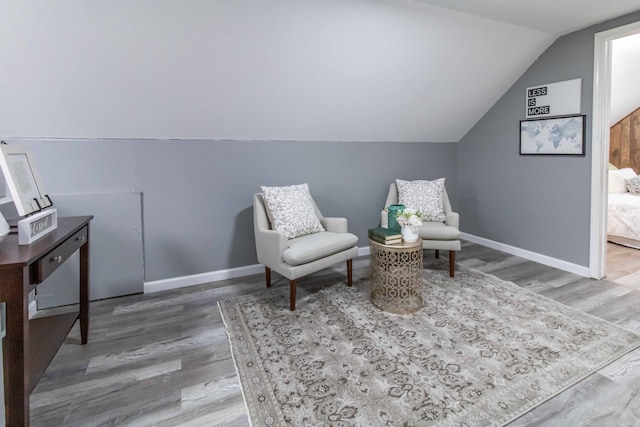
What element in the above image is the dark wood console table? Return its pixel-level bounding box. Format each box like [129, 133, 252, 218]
[0, 215, 93, 426]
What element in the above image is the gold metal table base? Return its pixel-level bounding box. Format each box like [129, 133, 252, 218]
[369, 238, 423, 314]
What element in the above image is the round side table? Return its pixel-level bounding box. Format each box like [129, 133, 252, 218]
[369, 238, 423, 314]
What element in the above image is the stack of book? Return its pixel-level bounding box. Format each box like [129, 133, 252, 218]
[368, 227, 402, 245]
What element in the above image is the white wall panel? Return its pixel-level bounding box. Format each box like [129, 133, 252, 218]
[36, 192, 144, 308]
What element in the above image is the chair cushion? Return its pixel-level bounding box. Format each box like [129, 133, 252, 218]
[260, 183, 325, 239]
[283, 232, 358, 266]
[396, 178, 446, 221]
[418, 221, 460, 241]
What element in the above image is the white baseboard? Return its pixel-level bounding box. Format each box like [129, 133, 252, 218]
[0, 303, 5, 339]
[144, 263, 265, 293]
[460, 232, 590, 277]
[29, 300, 37, 319]
[145, 245, 373, 294]
[146, 238, 589, 294]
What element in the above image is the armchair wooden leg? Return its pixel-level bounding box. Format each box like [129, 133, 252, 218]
[347, 259, 353, 286]
[449, 251, 455, 277]
[435, 250, 440, 259]
[265, 267, 271, 288]
[290, 280, 297, 311]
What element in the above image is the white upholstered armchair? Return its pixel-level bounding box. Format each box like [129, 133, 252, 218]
[253, 188, 358, 311]
[381, 182, 461, 277]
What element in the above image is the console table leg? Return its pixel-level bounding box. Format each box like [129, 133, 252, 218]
[2, 268, 30, 427]
[79, 229, 90, 345]
[0, 216, 93, 427]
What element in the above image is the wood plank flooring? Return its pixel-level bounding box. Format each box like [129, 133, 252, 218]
[25, 241, 640, 426]
[607, 242, 640, 289]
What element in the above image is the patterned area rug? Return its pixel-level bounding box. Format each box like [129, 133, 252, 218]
[219, 268, 640, 426]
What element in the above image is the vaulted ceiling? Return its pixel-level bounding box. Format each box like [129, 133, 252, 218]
[415, 0, 640, 130]
[413, 0, 640, 36]
[612, 33, 640, 125]
[1, 1, 639, 142]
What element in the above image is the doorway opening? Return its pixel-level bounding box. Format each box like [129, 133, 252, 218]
[591, 20, 640, 280]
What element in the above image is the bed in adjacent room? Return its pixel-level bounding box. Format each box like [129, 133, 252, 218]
[608, 167, 640, 249]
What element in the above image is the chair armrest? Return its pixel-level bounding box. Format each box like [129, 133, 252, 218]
[381, 210, 389, 228]
[321, 217, 348, 233]
[445, 212, 459, 229]
[255, 228, 287, 266]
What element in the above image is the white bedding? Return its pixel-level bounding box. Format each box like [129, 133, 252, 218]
[608, 192, 640, 247]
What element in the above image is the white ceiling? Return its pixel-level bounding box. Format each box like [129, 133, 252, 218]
[413, 0, 640, 36]
[1, 0, 639, 141]
[0, 0, 559, 142]
[417, 0, 640, 129]
[612, 33, 640, 125]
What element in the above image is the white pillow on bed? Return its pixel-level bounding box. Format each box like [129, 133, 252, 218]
[626, 176, 640, 195]
[609, 168, 637, 193]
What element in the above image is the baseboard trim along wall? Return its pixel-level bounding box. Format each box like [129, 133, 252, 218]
[0, 303, 6, 339]
[145, 246, 372, 294]
[29, 300, 37, 319]
[144, 263, 265, 293]
[144, 240, 587, 294]
[460, 232, 590, 277]
[357, 246, 370, 257]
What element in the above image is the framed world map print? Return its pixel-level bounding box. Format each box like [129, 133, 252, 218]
[519, 115, 586, 156]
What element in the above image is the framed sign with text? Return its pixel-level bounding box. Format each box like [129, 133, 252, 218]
[525, 79, 581, 118]
[18, 208, 58, 245]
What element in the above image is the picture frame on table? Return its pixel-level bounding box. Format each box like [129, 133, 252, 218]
[0, 144, 53, 216]
[519, 114, 586, 156]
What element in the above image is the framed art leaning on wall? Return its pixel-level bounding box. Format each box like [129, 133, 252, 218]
[520, 114, 586, 156]
[0, 144, 53, 216]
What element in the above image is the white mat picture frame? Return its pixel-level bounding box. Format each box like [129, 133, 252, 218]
[520, 115, 586, 156]
[0, 145, 52, 216]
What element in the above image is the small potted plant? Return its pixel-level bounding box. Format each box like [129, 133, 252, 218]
[396, 208, 423, 242]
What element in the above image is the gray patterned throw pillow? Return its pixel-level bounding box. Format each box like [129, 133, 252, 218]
[260, 183, 325, 239]
[626, 176, 640, 195]
[396, 178, 446, 221]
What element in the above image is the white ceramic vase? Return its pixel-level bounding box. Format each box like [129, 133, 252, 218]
[401, 225, 419, 242]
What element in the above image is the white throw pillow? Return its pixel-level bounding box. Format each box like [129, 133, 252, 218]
[260, 183, 325, 239]
[609, 168, 636, 193]
[396, 178, 446, 222]
[626, 176, 640, 195]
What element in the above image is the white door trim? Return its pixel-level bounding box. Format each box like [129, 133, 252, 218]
[590, 20, 640, 279]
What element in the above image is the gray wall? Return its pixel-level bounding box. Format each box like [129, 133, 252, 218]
[458, 10, 640, 267]
[12, 139, 457, 282]
[0, 138, 456, 424]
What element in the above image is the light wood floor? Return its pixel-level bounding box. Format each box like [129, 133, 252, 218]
[26, 241, 640, 426]
[607, 241, 640, 288]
